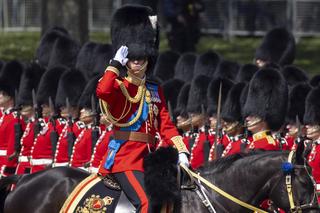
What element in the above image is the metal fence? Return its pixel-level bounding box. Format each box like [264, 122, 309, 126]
[1, 0, 320, 37]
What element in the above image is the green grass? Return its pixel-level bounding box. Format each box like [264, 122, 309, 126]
[0, 31, 319, 76]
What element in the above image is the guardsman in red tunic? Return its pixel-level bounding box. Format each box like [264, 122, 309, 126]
[0, 61, 25, 177]
[243, 68, 288, 152]
[96, 5, 189, 213]
[175, 84, 193, 150]
[15, 62, 45, 174]
[220, 83, 251, 157]
[304, 86, 320, 202]
[284, 83, 311, 151]
[186, 75, 212, 169]
[206, 78, 233, 161]
[53, 69, 87, 167]
[29, 66, 67, 173]
[70, 76, 101, 171]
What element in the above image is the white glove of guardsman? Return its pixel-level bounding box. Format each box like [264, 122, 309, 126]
[113, 45, 129, 66]
[178, 152, 190, 168]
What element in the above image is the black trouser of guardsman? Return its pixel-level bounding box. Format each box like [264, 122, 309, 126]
[113, 170, 152, 213]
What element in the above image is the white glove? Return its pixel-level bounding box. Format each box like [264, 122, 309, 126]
[178, 152, 189, 168]
[113, 45, 129, 66]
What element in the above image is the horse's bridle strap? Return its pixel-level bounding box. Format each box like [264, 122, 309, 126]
[179, 164, 268, 213]
[286, 151, 296, 211]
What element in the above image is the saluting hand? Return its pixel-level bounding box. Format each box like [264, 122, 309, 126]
[114, 45, 129, 66]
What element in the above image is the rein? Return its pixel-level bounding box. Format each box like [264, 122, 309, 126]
[180, 164, 268, 213]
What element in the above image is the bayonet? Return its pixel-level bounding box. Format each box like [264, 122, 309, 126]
[49, 96, 58, 157]
[296, 115, 302, 144]
[202, 104, 210, 163]
[213, 82, 223, 160]
[91, 95, 100, 154]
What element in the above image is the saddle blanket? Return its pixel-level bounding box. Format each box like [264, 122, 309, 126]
[60, 174, 121, 213]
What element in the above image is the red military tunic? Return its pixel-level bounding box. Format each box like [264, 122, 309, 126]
[284, 135, 295, 151]
[90, 126, 113, 173]
[221, 134, 252, 157]
[190, 129, 215, 169]
[208, 133, 229, 162]
[70, 125, 100, 169]
[30, 118, 66, 173]
[0, 108, 26, 176]
[15, 118, 35, 174]
[247, 130, 279, 151]
[96, 67, 188, 174]
[307, 140, 320, 202]
[54, 120, 85, 166]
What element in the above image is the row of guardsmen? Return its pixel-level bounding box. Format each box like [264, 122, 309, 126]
[0, 60, 116, 176]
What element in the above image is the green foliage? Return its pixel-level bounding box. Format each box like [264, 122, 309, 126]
[0, 31, 319, 76]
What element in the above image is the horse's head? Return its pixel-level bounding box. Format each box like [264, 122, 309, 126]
[269, 149, 319, 212]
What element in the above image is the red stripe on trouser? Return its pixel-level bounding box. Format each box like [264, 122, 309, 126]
[125, 171, 149, 213]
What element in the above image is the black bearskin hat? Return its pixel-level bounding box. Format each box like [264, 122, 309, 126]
[161, 79, 184, 111]
[255, 27, 296, 66]
[174, 83, 191, 118]
[243, 68, 288, 131]
[92, 43, 113, 78]
[286, 83, 311, 124]
[78, 75, 101, 109]
[36, 27, 69, 68]
[194, 50, 220, 78]
[207, 78, 234, 116]
[55, 69, 87, 108]
[221, 82, 246, 123]
[304, 86, 320, 125]
[153, 50, 180, 82]
[36, 66, 67, 106]
[76, 41, 98, 80]
[111, 5, 159, 62]
[174, 52, 197, 83]
[281, 65, 309, 87]
[235, 64, 259, 83]
[310, 75, 320, 87]
[213, 60, 240, 81]
[17, 62, 45, 106]
[48, 34, 80, 69]
[0, 60, 24, 97]
[187, 75, 211, 114]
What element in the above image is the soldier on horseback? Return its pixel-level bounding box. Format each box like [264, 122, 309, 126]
[96, 5, 189, 213]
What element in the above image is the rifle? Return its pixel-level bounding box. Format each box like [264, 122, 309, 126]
[91, 95, 100, 154]
[202, 104, 210, 163]
[9, 90, 23, 161]
[32, 89, 41, 137]
[214, 82, 223, 160]
[49, 96, 59, 157]
[66, 98, 76, 160]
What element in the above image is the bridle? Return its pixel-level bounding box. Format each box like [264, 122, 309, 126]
[282, 151, 319, 212]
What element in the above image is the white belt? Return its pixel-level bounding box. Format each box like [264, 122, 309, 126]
[52, 162, 69, 167]
[0, 150, 7, 156]
[30, 158, 53, 166]
[316, 184, 320, 191]
[77, 167, 89, 172]
[89, 167, 99, 174]
[18, 156, 29, 162]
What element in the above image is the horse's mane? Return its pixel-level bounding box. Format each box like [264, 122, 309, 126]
[200, 150, 288, 174]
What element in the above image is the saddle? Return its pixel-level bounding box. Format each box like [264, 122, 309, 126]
[59, 173, 134, 213]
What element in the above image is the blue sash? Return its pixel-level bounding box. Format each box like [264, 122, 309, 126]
[104, 99, 149, 169]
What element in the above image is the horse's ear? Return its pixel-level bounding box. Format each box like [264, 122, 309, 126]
[295, 140, 305, 165]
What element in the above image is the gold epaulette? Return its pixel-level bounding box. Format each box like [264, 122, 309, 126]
[106, 66, 119, 76]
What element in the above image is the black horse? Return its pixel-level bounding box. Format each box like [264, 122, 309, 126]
[1, 150, 319, 213]
[144, 147, 319, 213]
